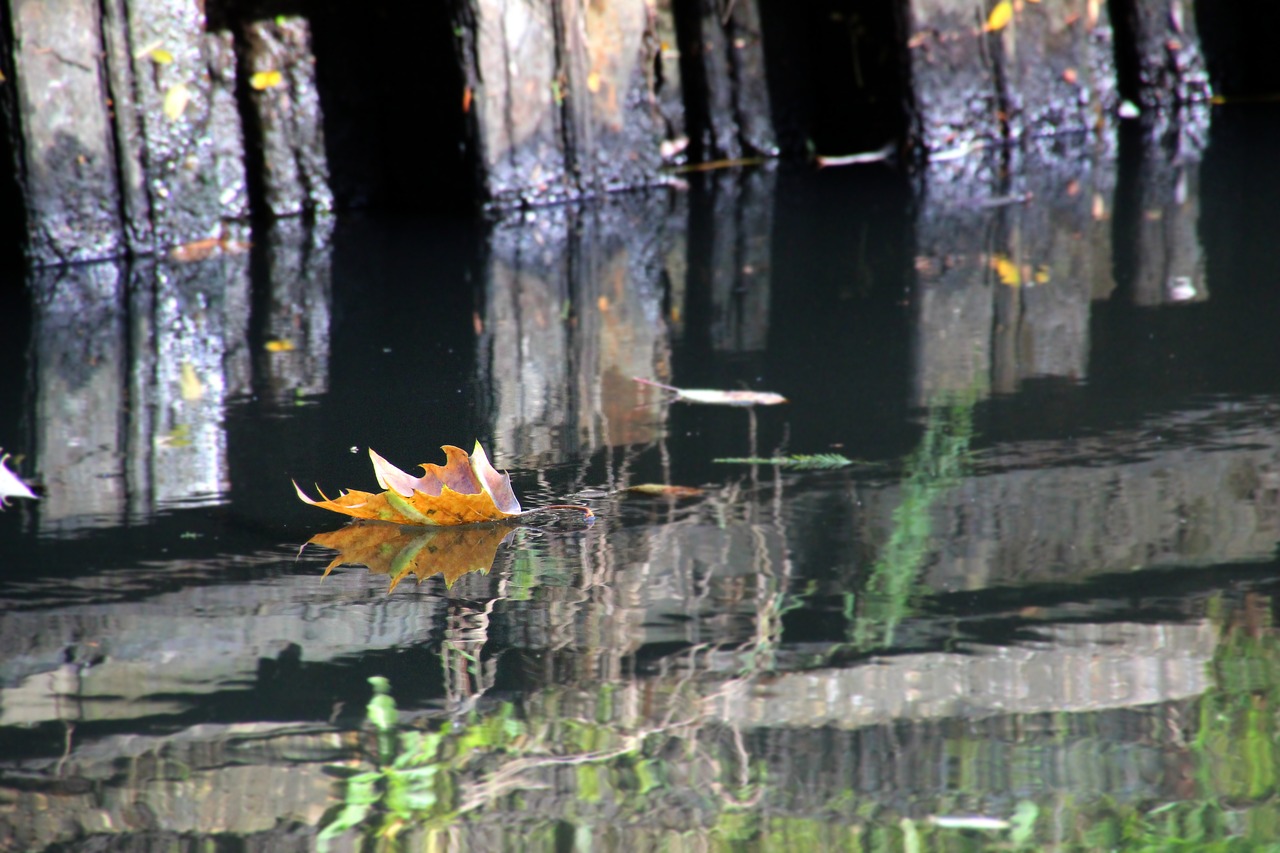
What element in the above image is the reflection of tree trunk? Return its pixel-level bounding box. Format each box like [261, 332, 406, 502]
[479, 197, 672, 465]
[148, 258, 245, 509]
[1130, 150, 1205, 306]
[688, 168, 776, 354]
[29, 251, 251, 530]
[912, 165, 1000, 404]
[914, 148, 1116, 400]
[992, 151, 1117, 391]
[262, 218, 333, 402]
[31, 265, 127, 532]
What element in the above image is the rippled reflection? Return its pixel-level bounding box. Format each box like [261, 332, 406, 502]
[3, 127, 1279, 852]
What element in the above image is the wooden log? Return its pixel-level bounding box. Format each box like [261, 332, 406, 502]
[100, 0, 152, 252]
[242, 17, 333, 216]
[204, 31, 250, 222]
[111, 0, 248, 248]
[653, 0, 687, 156]
[903, 0, 1004, 156]
[452, 0, 666, 205]
[1000, 0, 1118, 139]
[1115, 0, 1210, 111]
[674, 0, 776, 160]
[6, 0, 125, 264]
[905, 0, 1117, 156]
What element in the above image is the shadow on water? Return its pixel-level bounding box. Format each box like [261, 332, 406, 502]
[2, 109, 1280, 850]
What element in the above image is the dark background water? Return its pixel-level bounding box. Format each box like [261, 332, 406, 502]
[1, 108, 1279, 851]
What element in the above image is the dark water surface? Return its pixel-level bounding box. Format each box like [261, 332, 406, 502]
[3, 110, 1280, 851]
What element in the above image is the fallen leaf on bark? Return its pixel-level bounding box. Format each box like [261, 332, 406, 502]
[250, 70, 283, 91]
[294, 441, 593, 526]
[305, 521, 516, 590]
[163, 83, 190, 120]
[633, 377, 787, 406]
[984, 1, 1013, 32]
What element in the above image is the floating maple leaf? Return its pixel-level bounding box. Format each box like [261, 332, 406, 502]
[305, 521, 516, 590]
[294, 441, 592, 525]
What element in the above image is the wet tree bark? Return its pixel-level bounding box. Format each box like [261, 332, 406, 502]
[6, 0, 125, 264]
[674, 0, 777, 161]
[108, 0, 248, 248]
[451, 0, 667, 206]
[1114, 0, 1210, 111]
[904, 0, 1118, 158]
[241, 17, 333, 217]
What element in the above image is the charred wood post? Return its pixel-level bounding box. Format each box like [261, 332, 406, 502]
[104, 0, 250, 251]
[5, 0, 126, 263]
[903, 0, 1118, 160]
[1, 0, 332, 266]
[451, 0, 669, 206]
[673, 0, 777, 161]
[1113, 0, 1210, 112]
[241, 17, 333, 217]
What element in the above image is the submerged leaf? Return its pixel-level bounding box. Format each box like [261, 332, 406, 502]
[306, 521, 515, 590]
[633, 377, 787, 407]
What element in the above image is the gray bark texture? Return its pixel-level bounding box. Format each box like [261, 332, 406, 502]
[7, 0, 124, 264]
[451, 0, 667, 206]
[904, 0, 1122, 156]
[242, 17, 333, 216]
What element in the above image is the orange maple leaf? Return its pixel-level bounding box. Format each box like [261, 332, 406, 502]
[294, 441, 592, 526]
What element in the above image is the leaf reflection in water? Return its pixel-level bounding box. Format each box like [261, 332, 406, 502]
[304, 521, 518, 591]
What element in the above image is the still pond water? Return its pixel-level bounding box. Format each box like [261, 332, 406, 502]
[2, 111, 1280, 851]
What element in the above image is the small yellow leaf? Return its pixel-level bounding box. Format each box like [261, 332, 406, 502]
[250, 70, 283, 91]
[586, 71, 602, 93]
[992, 253, 1020, 286]
[162, 83, 190, 120]
[179, 362, 204, 401]
[150, 48, 175, 65]
[985, 0, 1013, 32]
[1033, 265, 1051, 285]
[265, 339, 295, 353]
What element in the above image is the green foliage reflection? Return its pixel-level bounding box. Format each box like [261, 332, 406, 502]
[847, 392, 976, 649]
